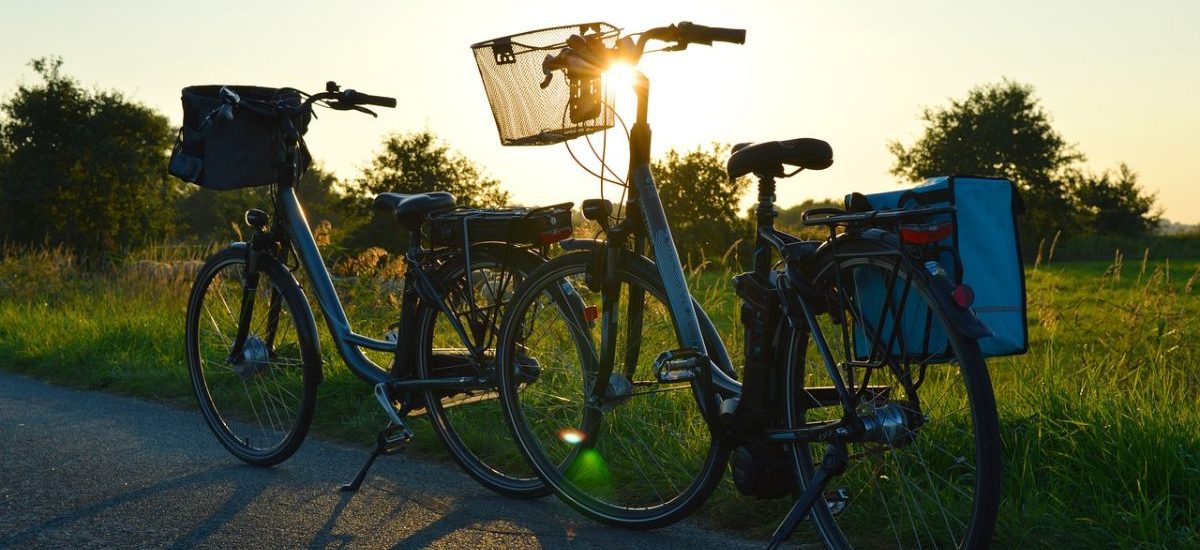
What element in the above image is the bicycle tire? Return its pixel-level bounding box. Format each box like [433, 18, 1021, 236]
[496, 251, 730, 529]
[783, 238, 1001, 548]
[185, 246, 321, 466]
[415, 243, 551, 498]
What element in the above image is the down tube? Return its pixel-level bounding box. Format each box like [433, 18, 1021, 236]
[631, 164, 740, 396]
[279, 187, 391, 386]
[631, 165, 706, 352]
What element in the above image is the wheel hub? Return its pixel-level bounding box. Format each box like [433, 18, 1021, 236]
[859, 401, 923, 447]
[231, 335, 271, 380]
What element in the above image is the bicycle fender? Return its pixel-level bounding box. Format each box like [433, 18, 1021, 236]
[558, 238, 602, 251]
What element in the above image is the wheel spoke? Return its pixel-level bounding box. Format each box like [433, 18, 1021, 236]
[187, 255, 312, 465]
[498, 253, 722, 526]
[787, 254, 998, 547]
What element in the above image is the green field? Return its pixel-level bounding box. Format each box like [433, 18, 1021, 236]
[1, 244, 1197, 547]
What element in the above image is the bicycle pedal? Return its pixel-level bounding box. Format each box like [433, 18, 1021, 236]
[653, 348, 705, 383]
[379, 423, 414, 456]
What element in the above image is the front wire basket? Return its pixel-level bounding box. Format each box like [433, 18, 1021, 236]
[471, 23, 620, 146]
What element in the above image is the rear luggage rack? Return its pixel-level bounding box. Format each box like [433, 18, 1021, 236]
[427, 203, 574, 250]
[801, 205, 956, 228]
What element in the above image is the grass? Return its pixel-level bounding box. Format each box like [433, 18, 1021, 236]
[2, 241, 1199, 547]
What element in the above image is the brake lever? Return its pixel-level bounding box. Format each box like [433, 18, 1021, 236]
[327, 101, 378, 117]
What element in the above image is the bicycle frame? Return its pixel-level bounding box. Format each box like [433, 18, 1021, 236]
[610, 69, 868, 433]
[229, 182, 498, 397]
[277, 187, 394, 383]
[611, 71, 739, 401]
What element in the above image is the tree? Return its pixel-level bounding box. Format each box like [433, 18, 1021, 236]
[341, 130, 509, 251]
[1071, 163, 1160, 236]
[888, 80, 1083, 238]
[176, 163, 348, 242]
[0, 57, 178, 255]
[348, 130, 508, 207]
[775, 198, 842, 239]
[653, 143, 751, 264]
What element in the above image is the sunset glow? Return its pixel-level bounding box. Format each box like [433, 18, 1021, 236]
[2, 0, 1197, 223]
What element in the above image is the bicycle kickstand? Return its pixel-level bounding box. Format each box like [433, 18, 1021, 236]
[767, 443, 848, 550]
[339, 383, 416, 492]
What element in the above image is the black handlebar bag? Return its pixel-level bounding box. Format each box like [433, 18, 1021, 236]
[168, 85, 311, 190]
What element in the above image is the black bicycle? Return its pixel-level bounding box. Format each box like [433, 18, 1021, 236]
[471, 23, 1002, 548]
[174, 82, 570, 497]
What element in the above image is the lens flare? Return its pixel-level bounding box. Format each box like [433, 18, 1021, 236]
[559, 428, 586, 445]
[566, 449, 611, 491]
[603, 62, 638, 93]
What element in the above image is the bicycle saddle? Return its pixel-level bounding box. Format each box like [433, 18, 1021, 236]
[373, 192, 456, 223]
[726, 138, 833, 179]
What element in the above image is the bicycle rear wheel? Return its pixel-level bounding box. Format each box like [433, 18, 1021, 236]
[416, 244, 550, 498]
[185, 247, 321, 466]
[783, 239, 1001, 548]
[496, 251, 729, 529]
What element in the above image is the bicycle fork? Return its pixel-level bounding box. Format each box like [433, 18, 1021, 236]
[227, 217, 285, 375]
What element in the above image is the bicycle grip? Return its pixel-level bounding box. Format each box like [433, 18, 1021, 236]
[679, 22, 746, 45]
[344, 90, 397, 108]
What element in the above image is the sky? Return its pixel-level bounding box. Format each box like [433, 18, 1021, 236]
[2, 0, 1198, 224]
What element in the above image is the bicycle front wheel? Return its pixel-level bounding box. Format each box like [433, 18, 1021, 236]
[783, 240, 1001, 548]
[415, 244, 549, 499]
[185, 247, 321, 466]
[496, 251, 728, 529]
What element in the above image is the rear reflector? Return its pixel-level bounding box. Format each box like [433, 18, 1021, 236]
[540, 227, 573, 244]
[900, 223, 953, 245]
[953, 284, 975, 308]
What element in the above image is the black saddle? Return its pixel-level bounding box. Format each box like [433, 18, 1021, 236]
[727, 138, 833, 179]
[373, 192, 456, 224]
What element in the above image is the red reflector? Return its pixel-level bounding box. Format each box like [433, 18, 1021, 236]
[900, 223, 953, 245]
[539, 227, 573, 244]
[583, 305, 599, 323]
[952, 284, 975, 308]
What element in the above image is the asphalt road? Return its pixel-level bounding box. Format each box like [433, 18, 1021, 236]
[0, 371, 770, 549]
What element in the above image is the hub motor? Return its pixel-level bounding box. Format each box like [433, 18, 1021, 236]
[230, 335, 271, 380]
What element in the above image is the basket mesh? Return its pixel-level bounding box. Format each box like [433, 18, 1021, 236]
[472, 23, 619, 146]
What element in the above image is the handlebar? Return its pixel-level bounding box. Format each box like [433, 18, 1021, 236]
[216, 82, 396, 120]
[676, 22, 746, 46]
[341, 89, 397, 109]
[541, 21, 745, 82]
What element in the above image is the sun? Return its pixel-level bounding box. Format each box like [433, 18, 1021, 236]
[603, 61, 639, 96]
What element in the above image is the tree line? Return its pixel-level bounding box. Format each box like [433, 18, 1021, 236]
[0, 58, 513, 258]
[889, 80, 1160, 240]
[0, 58, 1164, 264]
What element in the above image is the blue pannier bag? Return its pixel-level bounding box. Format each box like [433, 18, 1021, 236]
[848, 175, 1028, 358]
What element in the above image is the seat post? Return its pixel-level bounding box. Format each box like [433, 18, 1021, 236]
[754, 175, 778, 277]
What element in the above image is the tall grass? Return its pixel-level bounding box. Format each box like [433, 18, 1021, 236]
[1, 242, 1197, 546]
